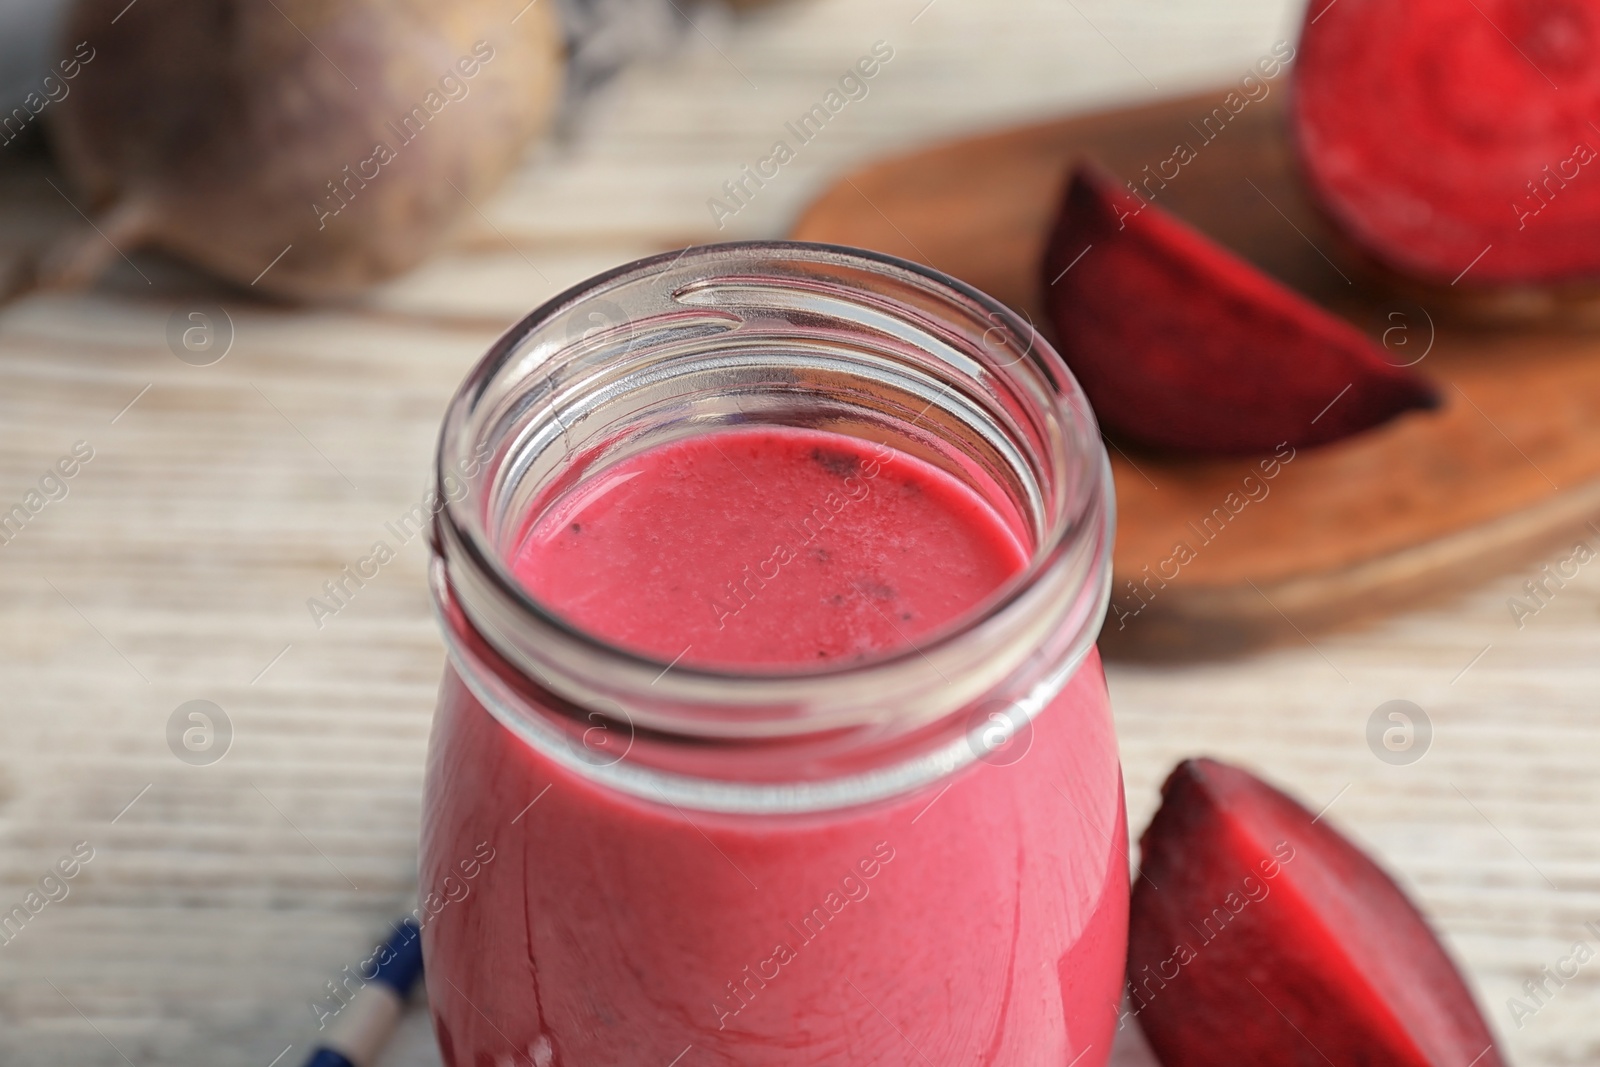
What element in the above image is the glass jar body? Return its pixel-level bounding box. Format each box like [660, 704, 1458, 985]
[420, 654, 1126, 1066]
[419, 242, 1126, 1064]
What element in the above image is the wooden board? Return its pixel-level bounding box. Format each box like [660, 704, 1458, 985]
[790, 91, 1600, 658]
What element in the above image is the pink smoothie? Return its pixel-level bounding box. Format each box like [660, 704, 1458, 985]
[421, 428, 1127, 1065]
[511, 428, 1028, 668]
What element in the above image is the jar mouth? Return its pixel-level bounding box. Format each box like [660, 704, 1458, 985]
[431, 241, 1113, 808]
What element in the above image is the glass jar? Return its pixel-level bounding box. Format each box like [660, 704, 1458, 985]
[420, 242, 1123, 1065]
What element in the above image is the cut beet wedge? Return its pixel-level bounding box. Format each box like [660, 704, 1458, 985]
[1293, 0, 1600, 287]
[1041, 165, 1438, 455]
[1128, 759, 1506, 1067]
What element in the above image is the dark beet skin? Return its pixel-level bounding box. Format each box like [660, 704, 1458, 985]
[1128, 759, 1506, 1067]
[1041, 165, 1439, 455]
[45, 0, 562, 300]
[1293, 0, 1600, 286]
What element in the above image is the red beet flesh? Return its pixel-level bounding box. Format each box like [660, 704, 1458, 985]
[1128, 759, 1505, 1067]
[1293, 0, 1600, 286]
[1041, 166, 1438, 455]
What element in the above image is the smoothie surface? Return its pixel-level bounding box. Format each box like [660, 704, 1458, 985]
[511, 427, 1028, 669]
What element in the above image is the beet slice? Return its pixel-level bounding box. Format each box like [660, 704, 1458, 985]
[1041, 165, 1437, 455]
[1293, 0, 1600, 286]
[1128, 759, 1505, 1067]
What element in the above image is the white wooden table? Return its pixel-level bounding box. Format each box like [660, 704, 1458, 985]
[0, 1, 1593, 1064]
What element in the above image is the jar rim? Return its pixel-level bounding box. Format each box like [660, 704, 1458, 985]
[435, 239, 1108, 686]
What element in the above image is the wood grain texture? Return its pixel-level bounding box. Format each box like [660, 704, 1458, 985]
[790, 90, 1600, 657]
[0, 2, 1594, 1066]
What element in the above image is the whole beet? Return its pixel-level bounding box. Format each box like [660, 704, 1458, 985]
[45, 0, 562, 299]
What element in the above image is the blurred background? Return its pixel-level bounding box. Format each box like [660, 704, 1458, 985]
[0, 0, 1593, 1064]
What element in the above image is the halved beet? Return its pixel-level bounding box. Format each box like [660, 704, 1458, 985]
[1129, 759, 1505, 1067]
[1040, 165, 1437, 454]
[1293, 0, 1600, 286]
